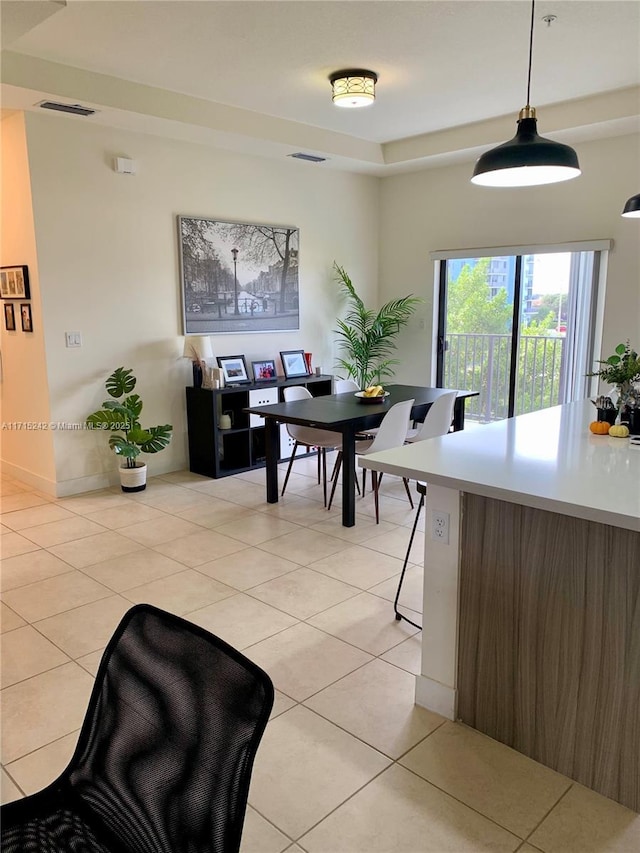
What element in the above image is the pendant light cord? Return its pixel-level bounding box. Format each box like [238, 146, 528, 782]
[526, 0, 535, 108]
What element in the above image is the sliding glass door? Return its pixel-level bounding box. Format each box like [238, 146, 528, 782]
[436, 249, 600, 422]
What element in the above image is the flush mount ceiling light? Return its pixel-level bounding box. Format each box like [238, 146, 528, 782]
[621, 193, 640, 218]
[471, 1, 581, 187]
[329, 69, 377, 108]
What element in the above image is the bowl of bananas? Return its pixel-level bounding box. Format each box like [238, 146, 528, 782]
[354, 385, 389, 404]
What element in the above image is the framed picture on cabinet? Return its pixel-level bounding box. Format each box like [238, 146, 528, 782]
[217, 354, 250, 385]
[4, 302, 16, 331]
[280, 349, 309, 379]
[1, 266, 30, 299]
[251, 359, 277, 382]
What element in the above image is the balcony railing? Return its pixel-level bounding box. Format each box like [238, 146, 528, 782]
[444, 333, 565, 422]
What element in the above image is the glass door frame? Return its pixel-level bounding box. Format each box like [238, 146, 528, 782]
[435, 246, 606, 420]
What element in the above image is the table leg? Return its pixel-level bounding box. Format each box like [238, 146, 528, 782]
[341, 427, 356, 527]
[265, 419, 279, 503]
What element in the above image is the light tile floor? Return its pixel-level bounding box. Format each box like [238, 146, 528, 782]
[1, 461, 639, 852]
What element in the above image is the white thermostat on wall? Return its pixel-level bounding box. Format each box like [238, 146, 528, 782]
[114, 157, 137, 175]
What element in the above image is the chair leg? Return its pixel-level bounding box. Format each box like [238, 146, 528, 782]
[328, 451, 360, 508]
[321, 448, 328, 507]
[317, 447, 321, 484]
[327, 453, 342, 510]
[281, 442, 300, 496]
[362, 467, 367, 496]
[394, 492, 425, 629]
[330, 451, 341, 483]
[373, 470, 380, 524]
[402, 477, 415, 509]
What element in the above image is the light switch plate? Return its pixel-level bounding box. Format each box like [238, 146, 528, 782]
[65, 331, 82, 347]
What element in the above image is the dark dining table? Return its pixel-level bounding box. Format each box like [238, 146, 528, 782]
[245, 384, 478, 527]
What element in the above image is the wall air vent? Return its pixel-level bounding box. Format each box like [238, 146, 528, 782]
[38, 101, 97, 117]
[289, 152, 327, 163]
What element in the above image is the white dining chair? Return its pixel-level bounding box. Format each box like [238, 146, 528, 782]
[281, 386, 342, 507]
[331, 376, 377, 468]
[328, 398, 415, 523]
[405, 390, 457, 442]
[394, 391, 457, 629]
[334, 378, 360, 394]
[334, 377, 384, 441]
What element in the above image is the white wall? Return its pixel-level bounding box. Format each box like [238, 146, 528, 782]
[5, 112, 637, 495]
[379, 133, 640, 384]
[0, 112, 56, 488]
[22, 112, 379, 493]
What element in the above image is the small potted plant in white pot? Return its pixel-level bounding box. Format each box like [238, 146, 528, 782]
[86, 367, 173, 491]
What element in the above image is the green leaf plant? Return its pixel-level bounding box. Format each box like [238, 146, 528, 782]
[333, 263, 422, 390]
[588, 341, 640, 411]
[86, 367, 173, 468]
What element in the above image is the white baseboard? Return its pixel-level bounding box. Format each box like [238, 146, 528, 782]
[2, 459, 188, 497]
[1, 460, 58, 496]
[415, 675, 457, 720]
[55, 472, 117, 497]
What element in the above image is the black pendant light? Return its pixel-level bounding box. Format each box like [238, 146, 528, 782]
[471, 1, 581, 187]
[621, 193, 640, 218]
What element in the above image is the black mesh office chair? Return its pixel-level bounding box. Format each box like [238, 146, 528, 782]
[1, 604, 274, 853]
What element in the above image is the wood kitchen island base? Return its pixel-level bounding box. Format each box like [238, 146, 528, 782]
[458, 495, 640, 813]
[361, 401, 640, 813]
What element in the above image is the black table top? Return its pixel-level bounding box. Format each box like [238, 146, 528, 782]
[245, 384, 478, 429]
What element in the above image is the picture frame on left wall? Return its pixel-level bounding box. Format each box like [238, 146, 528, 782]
[20, 303, 33, 333]
[4, 303, 16, 331]
[0, 266, 30, 300]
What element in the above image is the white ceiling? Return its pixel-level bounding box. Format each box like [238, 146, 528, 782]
[1, 0, 639, 174]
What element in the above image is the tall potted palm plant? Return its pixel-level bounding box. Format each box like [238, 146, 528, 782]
[333, 263, 421, 389]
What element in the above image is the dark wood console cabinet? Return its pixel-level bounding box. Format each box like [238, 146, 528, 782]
[185, 375, 333, 478]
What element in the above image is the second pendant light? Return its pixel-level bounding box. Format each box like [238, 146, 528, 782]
[471, 0, 581, 188]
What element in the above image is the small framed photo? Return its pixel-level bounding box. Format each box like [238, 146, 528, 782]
[251, 359, 277, 382]
[4, 302, 16, 331]
[280, 349, 309, 379]
[20, 303, 33, 333]
[1, 266, 30, 299]
[217, 354, 250, 385]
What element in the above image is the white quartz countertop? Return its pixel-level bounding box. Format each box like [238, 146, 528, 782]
[362, 399, 640, 532]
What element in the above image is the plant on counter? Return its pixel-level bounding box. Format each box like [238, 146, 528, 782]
[86, 367, 172, 491]
[332, 262, 421, 390]
[588, 341, 640, 414]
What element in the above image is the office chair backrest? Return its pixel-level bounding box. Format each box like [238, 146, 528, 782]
[66, 605, 273, 853]
[365, 399, 415, 454]
[412, 391, 457, 441]
[334, 378, 360, 394]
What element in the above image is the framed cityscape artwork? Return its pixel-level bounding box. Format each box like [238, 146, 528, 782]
[178, 216, 299, 335]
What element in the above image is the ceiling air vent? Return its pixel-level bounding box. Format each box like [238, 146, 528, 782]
[38, 101, 97, 117]
[289, 152, 327, 163]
